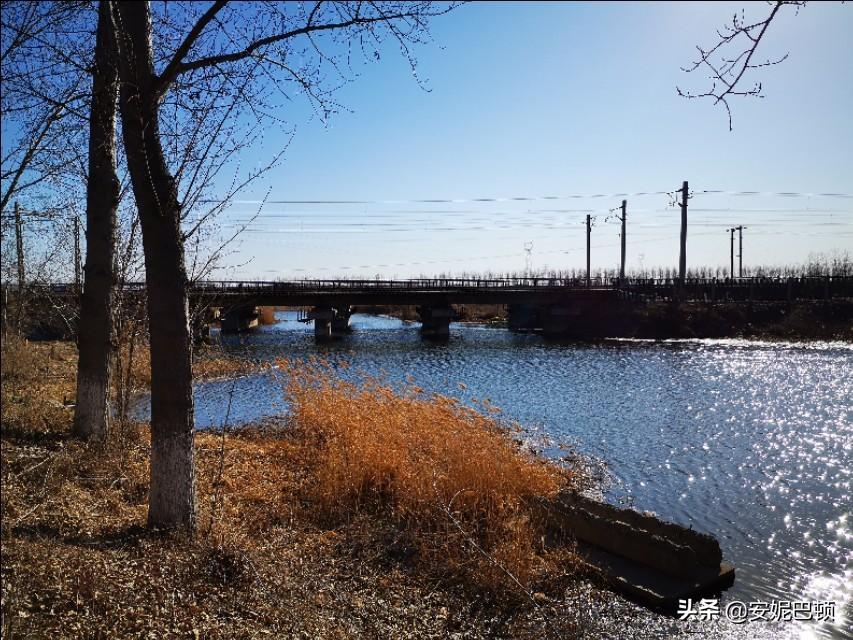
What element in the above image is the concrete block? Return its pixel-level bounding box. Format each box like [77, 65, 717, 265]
[542, 491, 735, 611]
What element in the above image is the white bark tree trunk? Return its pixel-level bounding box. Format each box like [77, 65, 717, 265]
[73, 0, 120, 441]
[112, 0, 196, 529]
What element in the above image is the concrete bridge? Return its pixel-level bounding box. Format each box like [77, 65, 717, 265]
[190, 278, 623, 339]
[181, 275, 852, 340]
[8, 275, 851, 341]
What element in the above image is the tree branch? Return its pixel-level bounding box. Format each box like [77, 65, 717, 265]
[156, 0, 229, 95]
[166, 6, 453, 80]
[677, 1, 805, 130]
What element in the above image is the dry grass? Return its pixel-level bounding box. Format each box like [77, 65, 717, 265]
[0, 335, 77, 440]
[281, 358, 584, 596]
[1, 337, 598, 638]
[0, 334, 255, 436]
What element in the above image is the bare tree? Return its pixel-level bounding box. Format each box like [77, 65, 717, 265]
[1, 1, 124, 440]
[3, 0, 256, 443]
[72, 1, 120, 441]
[677, 1, 806, 130]
[1, 2, 90, 213]
[0, 209, 83, 337]
[1, 2, 90, 335]
[108, 0, 461, 529]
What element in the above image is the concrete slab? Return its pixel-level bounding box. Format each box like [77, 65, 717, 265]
[543, 492, 736, 613]
[577, 542, 736, 612]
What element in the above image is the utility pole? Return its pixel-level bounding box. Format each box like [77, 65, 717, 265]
[738, 225, 746, 278]
[727, 227, 736, 278]
[678, 181, 688, 283]
[73, 215, 82, 291]
[620, 199, 627, 281]
[726, 225, 746, 278]
[586, 213, 591, 287]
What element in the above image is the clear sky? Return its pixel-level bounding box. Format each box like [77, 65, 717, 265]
[207, 1, 853, 279]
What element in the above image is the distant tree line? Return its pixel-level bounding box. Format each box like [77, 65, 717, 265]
[423, 252, 853, 282]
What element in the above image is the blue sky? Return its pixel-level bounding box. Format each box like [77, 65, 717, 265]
[3, 2, 849, 282]
[160, 2, 853, 277]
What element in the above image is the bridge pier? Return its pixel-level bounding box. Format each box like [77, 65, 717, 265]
[541, 305, 576, 336]
[310, 307, 335, 340]
[507, 304, 540, 332]
[331, 306, 352, 338]
[417, 305, 454, 339]
[220, 305, 259, 334]
[308, 305, 351, 341]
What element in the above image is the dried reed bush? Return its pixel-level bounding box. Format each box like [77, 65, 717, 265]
[280, 358, 584, 597]
[116, 341, 152, 389]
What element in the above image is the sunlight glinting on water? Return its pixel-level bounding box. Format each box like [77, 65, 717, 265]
[133, 312, 852, 638]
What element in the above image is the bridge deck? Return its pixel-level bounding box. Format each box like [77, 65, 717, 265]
[186, 276, 852, 307]
[13, 276, 853, 308]
[189, 279, 620, 306]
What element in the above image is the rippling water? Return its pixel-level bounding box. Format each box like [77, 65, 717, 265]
[133, 312, 852, 638]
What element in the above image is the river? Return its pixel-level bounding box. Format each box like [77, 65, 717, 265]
[134, 312, 852, 638]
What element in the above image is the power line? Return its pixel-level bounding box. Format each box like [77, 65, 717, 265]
[200, 189, 853, 206]
[700, 190, 853, 198]
[215, 208, 853, 231]
[220, 208, 853, 223]
[201, 191, 672, 206]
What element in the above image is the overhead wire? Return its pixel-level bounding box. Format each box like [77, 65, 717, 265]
[200, 189, 853, 206]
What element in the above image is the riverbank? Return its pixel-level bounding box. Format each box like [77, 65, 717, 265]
[0, 337, 810, 638]
[2, 337, 591, 637]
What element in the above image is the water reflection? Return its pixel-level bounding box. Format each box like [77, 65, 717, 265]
[133, 312, 852, 638]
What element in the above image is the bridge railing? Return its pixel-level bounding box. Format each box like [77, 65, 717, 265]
[613, 275, 853, 301]
[186, 277, 611, 293]
[24, 275, 853, 299]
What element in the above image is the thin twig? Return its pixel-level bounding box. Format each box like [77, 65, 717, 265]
[204, 375, 238, 541]
[437, 484, 542, 610]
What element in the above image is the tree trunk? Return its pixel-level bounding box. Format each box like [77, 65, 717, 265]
[73, 1, 120, 441]
[112, 1, 196, 530]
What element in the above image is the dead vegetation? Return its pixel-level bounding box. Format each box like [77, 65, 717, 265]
[1, 336, 603, 638]
[281, 359, 585, 597]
